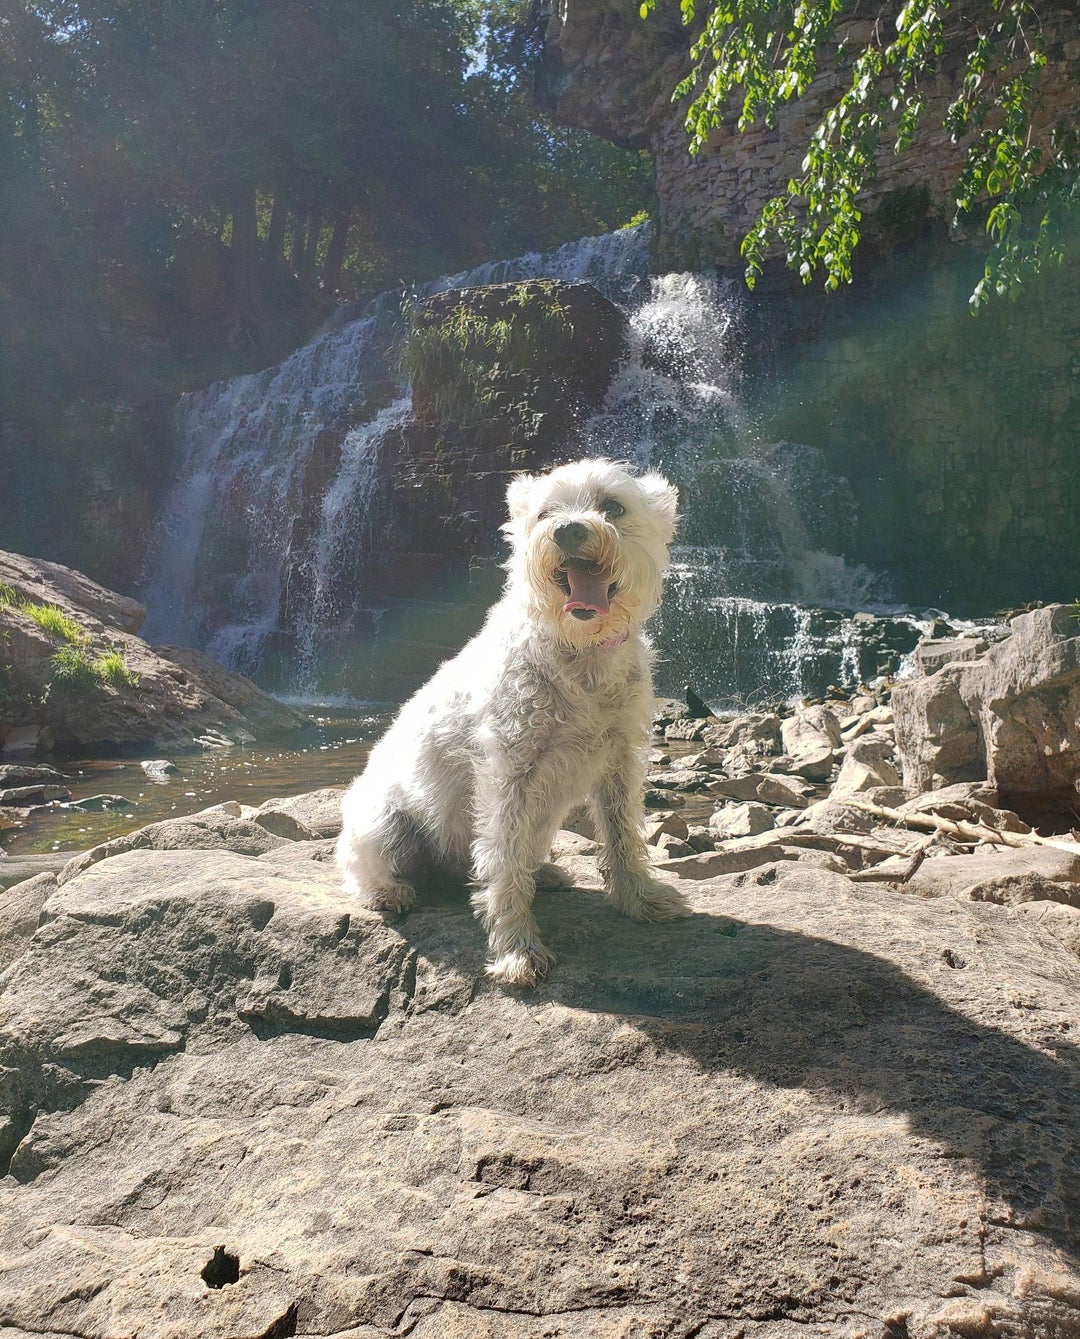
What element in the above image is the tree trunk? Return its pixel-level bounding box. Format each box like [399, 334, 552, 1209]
[321, 208, 351, 294]
[289, 210, 306, 272]
[266, 193, 287, 266]
[301, 207, 323, 279]
[229, 185, 261, 349]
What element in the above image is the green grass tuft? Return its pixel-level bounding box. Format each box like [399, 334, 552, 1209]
[50, 644, 98, 688]
[22, 602, 87, 645]
[94, 648, 140, 688]
[0, 583, 16, 610]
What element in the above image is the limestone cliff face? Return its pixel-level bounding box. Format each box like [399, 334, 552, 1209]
[541, 0, 1080, 271]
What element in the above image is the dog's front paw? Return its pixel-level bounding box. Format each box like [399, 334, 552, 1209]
[610, 875, 692, 922]
[533, 861, 573, 889]
[486, 940, 557, 987]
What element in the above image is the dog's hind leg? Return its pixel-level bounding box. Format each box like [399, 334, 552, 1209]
[335, 800, 418, 915]
[592, 741, 691, 922]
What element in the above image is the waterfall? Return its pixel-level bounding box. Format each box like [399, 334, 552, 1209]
[143, 227, 652, 691]
[143, 223, 929, 706]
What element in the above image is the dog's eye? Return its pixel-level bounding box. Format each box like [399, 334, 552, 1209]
[601, 499, 625, 518]
[536, 510, 550, 522]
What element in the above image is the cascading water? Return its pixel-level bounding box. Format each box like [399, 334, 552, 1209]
[143, 222, 928, 706]
[143, 227, 653, 696]
[579, 268, 922, 702]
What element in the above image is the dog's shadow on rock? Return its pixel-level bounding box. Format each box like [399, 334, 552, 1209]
[398, 865, 1080, 1257]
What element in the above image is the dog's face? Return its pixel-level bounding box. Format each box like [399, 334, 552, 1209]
[503, 459, 679, 649]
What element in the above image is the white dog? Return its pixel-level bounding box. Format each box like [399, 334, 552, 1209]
[335, 458, 690, 985]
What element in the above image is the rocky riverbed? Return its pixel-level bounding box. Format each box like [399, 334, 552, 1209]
[2, 602, 1080, 1337]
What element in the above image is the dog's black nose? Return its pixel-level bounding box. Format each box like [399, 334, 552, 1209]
[553, 521, 589, 552]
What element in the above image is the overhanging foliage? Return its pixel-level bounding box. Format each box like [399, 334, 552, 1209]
[642, 0, 1080, 306]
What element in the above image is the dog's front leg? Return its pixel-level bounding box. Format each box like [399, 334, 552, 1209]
[471, 774, 557, 986]
[593, 741, 691, 922]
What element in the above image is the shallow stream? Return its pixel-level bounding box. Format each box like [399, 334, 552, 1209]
[0, 706, 384, 858]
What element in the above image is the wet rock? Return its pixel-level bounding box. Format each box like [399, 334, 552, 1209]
[140, 759, 180, 780]
[0, 785, 71, 807]
[0, 765, 69, 788]
[59, 794, 132, 813]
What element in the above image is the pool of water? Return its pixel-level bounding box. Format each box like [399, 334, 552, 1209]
[0, 707, 388, 857]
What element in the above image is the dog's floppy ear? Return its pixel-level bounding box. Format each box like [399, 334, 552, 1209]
[637, 471, 679, 541]
[505, 472, 538, 522]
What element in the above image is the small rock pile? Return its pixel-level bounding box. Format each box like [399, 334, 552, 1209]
[638, 603, 1080, 968]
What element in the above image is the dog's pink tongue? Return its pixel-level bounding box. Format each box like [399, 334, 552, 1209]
[563, 564, 611, 615]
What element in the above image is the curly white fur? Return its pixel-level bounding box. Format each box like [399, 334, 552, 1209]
[335, 458, 690, 985]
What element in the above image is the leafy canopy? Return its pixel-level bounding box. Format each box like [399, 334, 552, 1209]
[641, 0, 1080, 307]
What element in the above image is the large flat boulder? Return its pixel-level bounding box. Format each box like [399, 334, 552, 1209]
[1, 843, 1077, 1336]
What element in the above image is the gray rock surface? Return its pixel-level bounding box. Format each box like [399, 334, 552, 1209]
[256, 787, 346, 838]
[56, 805, 292, 884]
[908, 846, 1080, 906]
[832, 737, 902, 796]
[0, 548, 304, 752]
[777, 710, 842, 780]
[894, 605, 1080, 811]
[1, 840, 1078, 1337]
